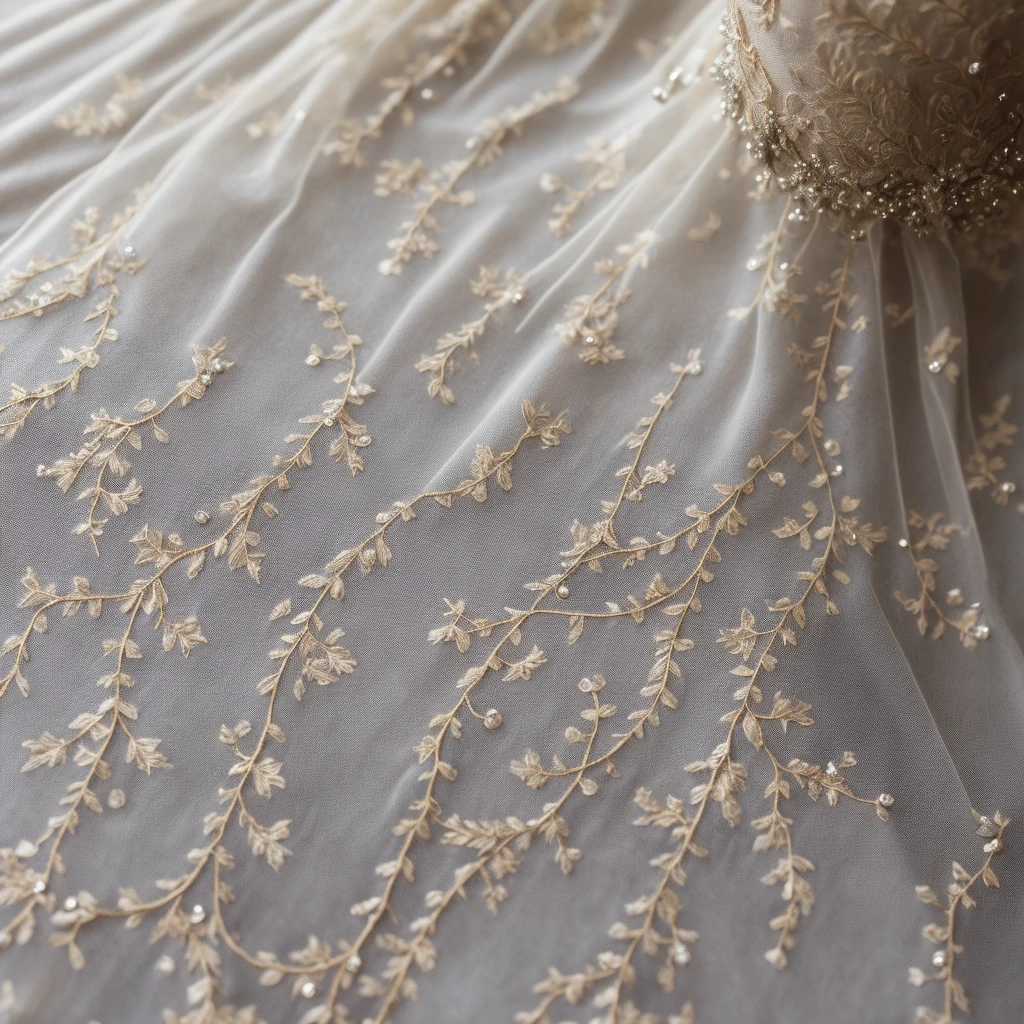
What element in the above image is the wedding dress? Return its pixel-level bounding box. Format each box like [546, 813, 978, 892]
[0, 2, 1021, 1022]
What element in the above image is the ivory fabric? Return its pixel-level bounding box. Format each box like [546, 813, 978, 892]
[0, 2, 1022, 1023]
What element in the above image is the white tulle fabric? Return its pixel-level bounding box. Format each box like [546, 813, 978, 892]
[0, 2, 1021, 1023]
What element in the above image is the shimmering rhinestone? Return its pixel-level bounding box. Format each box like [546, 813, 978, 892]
[556, 584, 570, 599]
[928, 360, 944, 374]
[830, 464, 843, 476]
[970, 623, 990, 640]
[194, 510, 210, 524]
[32, 879, 46, 894]
[673, 942, 692, 965]
[123, 244, 136, 258]
[300, 981, 317, 998]
[63, 896, 78, 912]
[968, 61, 983, 76]
[483, 709, 503, 730]
[511, 290, 525, 304]
[190, 904, 206, 924]
[347, 953, 362, 972]
[107, 788, 126, 809]
[1000, 481, 1016, 494]
[878, 793, 895, 808]
[584, 334, 597, 346]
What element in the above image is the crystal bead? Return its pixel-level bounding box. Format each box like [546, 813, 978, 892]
[686, 361, 703, 375]
[830, 464, 843, 476]
[928, 360, 944, 374]
[107, 788, 126, 809]
[420, 87, 434, 100]
[194, 510, 210, 524]
[300, 981, 317, 998]
[323, 416, 335, 427]
[484, 709, 503, 730]
[983, 838, 1002, 853]
[584, 334, 597, 346]
[358, 434, 370, 445]
[968, 62, 983, 76]
[200, 372, 213, 385]
[32, 879, 46, 894]
[63, 896, 78, 912]
[932, 949, 947, 967]
[305, 352, 322, 366]
[673, 942, 692, 965]
[511, 290, 525, 304]
[878, 793, 895, 807]
[122, 245, 136, 258]
[823, 439, 840, 456]
[190, 904, 205, 924]
[746, 257, 759, 270]
[212, 359, 225, 374]
[970, 623, 990, 640]
[556, 584, 570, 599]
[347, 953, 362, 972]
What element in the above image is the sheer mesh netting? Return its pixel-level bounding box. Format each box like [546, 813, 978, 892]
[0, 2, 1021, 1024]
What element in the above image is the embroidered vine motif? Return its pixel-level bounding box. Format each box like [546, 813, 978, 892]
[162, 77, 242, 125]
[895, 513, 990, 647]
[556, 230, 655, 364]
[38, 339, 231, 554]
[909, 812, 1009, 1024]
[964, 395, 1018, 505]
[244, 110, 281, 140]
[379, 77, 580, 275]
[416, 266, 526, 403]
[686, 212, 722, 243]
[0, 189, 151, 439]
[540, 132, 636, 237]
[54, 73, 143, 137]
[0, 402, 568, 1024]
[533, 0, 606, 55]
[322, 0, 512, 170]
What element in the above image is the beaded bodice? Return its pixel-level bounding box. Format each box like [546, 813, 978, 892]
[711, 0, 1024, 235]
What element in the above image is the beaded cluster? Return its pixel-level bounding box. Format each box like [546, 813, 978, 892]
[708, 14, 1024, 238]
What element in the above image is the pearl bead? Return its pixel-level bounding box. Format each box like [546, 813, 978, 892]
[420, 87, 434, 100]
[107, 788, 126, 809]
[156, 954, 176, 975]
[484, 709, 503, 730]
[1000, 481, 1016, 494]
[928, 360, 944, 374]
[32, 879, 46, 894]
[190, 904, 205, 924]
[746, 257, 759, 270]
[323, 416, 335, 427]
[63, 896, 78, 912]
[932, 949, 947, 967]
[300, 981, 317, 998]
[652, 86, 668, 103]
[668, 68, 683, 83]
[898, 538, 909, 548]
[512, 290, 524, 304]
[347, 953, 362, 972]
[305, 352, 322, 366]
[358, 434, 370, 445]
[823, 439, 840, 456]
[878, 793, 894, 807]
[686, 361, 703, 375]
[673, 942, 692, 965]
[194, 510, 210, 524]
[970, 623, 990, 640]
[983, 838, 1002, 853]
[584, 334, 597, 346]
[556, 584, 570, 599]
[200, 372, 213, 385]
[212, 359, 225, 374]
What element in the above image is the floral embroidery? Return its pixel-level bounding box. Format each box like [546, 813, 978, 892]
[379, 77, 579, 275]
[54, 73, 143, 137]
[895, 513, 990, 647]
[964, 395, 1018, 504]
[540, 132, 636, 237]
[909, 813, 1009, 1024]
[0, 189, 151, 438]
[416, 266, 526, 403]
[923, 328, 962, 384]
[556, 230, 655, 364]
[686, 212, 722, 243]
[39, 339, 231, 553]
[533, 0, 606, 55]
